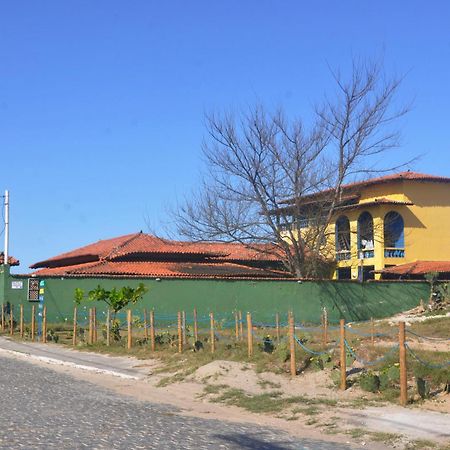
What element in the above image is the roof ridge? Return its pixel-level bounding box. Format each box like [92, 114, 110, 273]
[105, 232, 144, 261]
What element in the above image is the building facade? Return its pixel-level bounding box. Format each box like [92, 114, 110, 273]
[280, 171, 450, 280]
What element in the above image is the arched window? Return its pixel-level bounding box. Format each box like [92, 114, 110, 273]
[384, 212, 405, 257]
[358, 211, 374, 258]
[335, 216, 350, 260]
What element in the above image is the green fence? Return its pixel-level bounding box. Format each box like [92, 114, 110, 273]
[0, 269, 429, 324]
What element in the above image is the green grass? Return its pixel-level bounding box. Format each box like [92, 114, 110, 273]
[370, 431, 402, 445]
[346, 428, 367, 439]
[411, 314, 450, 338]
[202, 384, 229, 395]
[305, 418, 318, 426]
[405, 439, 437, 449]
[211, 389, 287, 413]
[210, 388, 336, 414]
[156, 366, 198, 387]
[257, 379, 282, 389]
[291, 406, 320, 416]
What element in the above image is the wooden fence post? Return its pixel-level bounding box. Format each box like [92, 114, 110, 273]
[127, 309, 132, 350]
[177, 311, 182, 353]
[88, 308, 93, 345]
[143, 309, 148, 340]
[42, 306, 47, 343]
[193, 308, 198, 342]
[340, 319, 346, 390]
[322, 307, 328, 347]
[72, 307, 77, 346]
[182, 310, 187, 346]
[234, 310, 239, 341]
[371, 317, 375, 347]
[106, 309, 111, 346]
[1, 303, 5, 332]
[150, 310, 155, 351]
[247, 312, 253, 357]
[275, 312, 280, 343]
[93, 307, 97, 343]
[10, 305, 14, 336]
[31, 305, 35, 341]
[399, 321, 408, 406]
[289, 312, 296, 377]
[239, 310, 243, 341]
[20, 304, 24, 338]
[210, 312, 215, 353]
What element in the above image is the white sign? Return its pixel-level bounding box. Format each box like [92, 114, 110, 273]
[11, 281, 23, 289]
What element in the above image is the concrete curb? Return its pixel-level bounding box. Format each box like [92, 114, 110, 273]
[0, 347, 140, 380]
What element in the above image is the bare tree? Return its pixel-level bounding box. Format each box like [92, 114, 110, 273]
[173, 58, 411, 278]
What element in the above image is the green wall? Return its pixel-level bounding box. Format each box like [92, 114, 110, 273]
[0, 267, 429, 325]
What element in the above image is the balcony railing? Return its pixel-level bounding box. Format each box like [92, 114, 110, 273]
[335, 250, 351, 261]
[384, 248, 405, 258]
[358, 249, 374, 259]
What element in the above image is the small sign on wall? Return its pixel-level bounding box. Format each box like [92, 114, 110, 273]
[11, 281, 23, 289]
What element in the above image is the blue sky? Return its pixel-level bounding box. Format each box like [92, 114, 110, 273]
[1, 1, 449, 271]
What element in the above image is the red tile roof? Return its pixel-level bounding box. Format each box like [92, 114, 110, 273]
[378, 261, 450, 276]
[340, 171, 450, 191]
[107, 233, 281, 261]
[0, 252, 19, 266]
[30, 233, 137, 268]
[283, 171, 450, 205]
[30, 232, 281, 269]
[31, 260, 288, 279]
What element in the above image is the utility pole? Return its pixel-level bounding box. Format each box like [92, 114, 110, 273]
[4, 190, 9, 265]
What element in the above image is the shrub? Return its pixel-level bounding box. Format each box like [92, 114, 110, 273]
[379, 365, 400, 391]
[272, 341, 290, 363]
[309, 354, 333, 371]
[359, 372, 380, 393]
[46, 329, 59, 343]
[261, 336, 275, 354]
[416, 377, 430, 399]
[330, 369, 341, 387]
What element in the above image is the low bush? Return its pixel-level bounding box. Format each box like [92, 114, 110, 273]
[359, 372, 380, 393]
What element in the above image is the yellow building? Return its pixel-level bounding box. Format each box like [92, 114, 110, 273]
[281, 171, 450, 280]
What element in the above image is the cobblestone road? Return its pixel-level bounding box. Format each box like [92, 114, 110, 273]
[0, 356, 356, 449]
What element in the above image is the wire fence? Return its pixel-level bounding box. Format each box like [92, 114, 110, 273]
[1, 302, 449, 406]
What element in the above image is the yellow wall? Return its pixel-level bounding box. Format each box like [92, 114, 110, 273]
[401, 181, 450, 262]
[332, 180, 450, 279]
[358, 182, 410, 203]
[283, 180, 450, 279]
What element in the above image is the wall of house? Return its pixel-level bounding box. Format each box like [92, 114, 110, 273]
[0, 269, 429, 325]
[402, 181, 450, 262]
[358, 181, 409, 203]
[331, 180, 450, 279]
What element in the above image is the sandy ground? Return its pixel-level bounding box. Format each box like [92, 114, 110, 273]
[1, 339, 449, 449]
[374, 336, 450, 355]
[387, 311, 450, 325]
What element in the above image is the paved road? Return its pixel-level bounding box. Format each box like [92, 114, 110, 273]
[0, 356, 356, 450]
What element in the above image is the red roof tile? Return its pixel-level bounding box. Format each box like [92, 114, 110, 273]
[283, 171, 450, 205]
[31, 232, 281, 269]
[30, 233, 137, 268]
[379, 261, 450, 276]
[0, 252, 19, 266]
[31, 260, 289, 279]
[341, 171, 450, 190]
